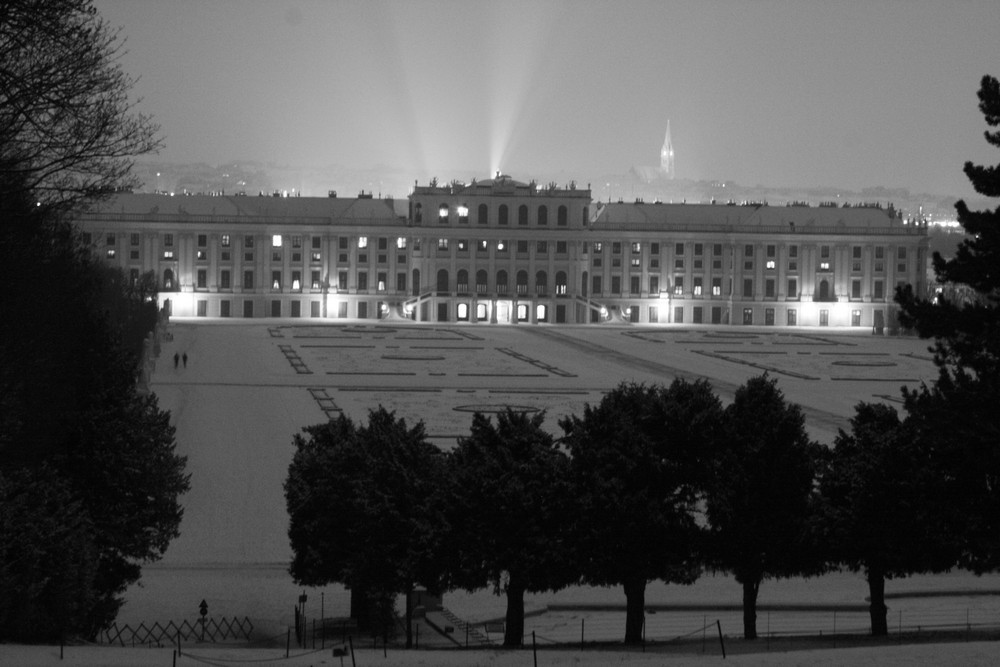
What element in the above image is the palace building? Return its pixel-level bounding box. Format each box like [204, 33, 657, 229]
[77, 173, 928, 330]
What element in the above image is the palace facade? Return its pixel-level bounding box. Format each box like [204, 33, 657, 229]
[78, 174, 928, 330]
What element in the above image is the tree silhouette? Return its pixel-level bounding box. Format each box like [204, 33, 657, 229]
[896, 75, 1000, 572]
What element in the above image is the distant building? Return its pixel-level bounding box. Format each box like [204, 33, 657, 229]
[631, 122, 675, 183]
[77, 173, 928, 330]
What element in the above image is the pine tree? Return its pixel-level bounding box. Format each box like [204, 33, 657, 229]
[896, 75, 1000, 572]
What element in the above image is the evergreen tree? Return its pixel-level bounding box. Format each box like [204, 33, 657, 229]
[446, 410, 575, 647]
[704, 375, 823, 639]
[818, 403, 954, 636]
[560, 380, 722, 644]
[896, 75, 1000, 572]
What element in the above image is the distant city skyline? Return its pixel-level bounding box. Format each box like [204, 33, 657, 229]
[96, 0, 999, 198]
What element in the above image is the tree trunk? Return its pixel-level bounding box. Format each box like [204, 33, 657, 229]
[867, 569, 888, 637]
[742, 579, 760, 640]
[405, 587, 413, 649]
[504, 582, 525, 647]
[623, 576, 646, 645]
[349, 586, 370, 634]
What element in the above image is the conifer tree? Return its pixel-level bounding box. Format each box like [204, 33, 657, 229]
[896, 75, 1000, 572]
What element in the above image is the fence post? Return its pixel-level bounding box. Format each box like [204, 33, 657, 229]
[286, 627, 290, 658]
[702, 615, 707, 654]
[532, 631, 537, 667]
[581, 618, 585, 649]
[716, 620, 726, 659]
[349, 635, 356, 667]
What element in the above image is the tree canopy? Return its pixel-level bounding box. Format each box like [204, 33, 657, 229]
[561, 380, 722, 644]
[285, 408, 446, 642]
[446, 410, 575, 647]
[704, 374, 822, 640]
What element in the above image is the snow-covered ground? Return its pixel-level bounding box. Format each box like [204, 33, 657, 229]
[5, 640, 1000, 666]
[115, 320, 1000, 642]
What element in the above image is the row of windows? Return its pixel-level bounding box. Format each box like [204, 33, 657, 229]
[416, 203, 584, 227]
[587, 274, 896, 301]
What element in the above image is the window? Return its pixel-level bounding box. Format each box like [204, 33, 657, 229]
[787, 278, 798, 297]
[499, 204, 508, 226]
[272, 235, 282, 248]
[743, 279, 754, 298]
[339, 237, 348, 249]
[593, 242, 603, 253]
[271, 270, 281, 290]
[675, 259, 685, 270]
[875, 246, 885, 259]
[476, 270, 488, 294]
[694, 243, 703, 256]
[131, 233, 140, 246]
[897, 247, 907, 260]
[376, 237, 387, 251]
[744, 260, 753, 271]
[163, 250, 174, 259]
[397, 272, 407, 292]
[673, 277, 684, 295]
[106, 248, 116, 259]
[713, 243, 723, 256]
[852, 279, 862, 299]
[358, 236, 368, 249]
[537, 205, 548, 225]
[693, 277, 702, 296]
[853, 245, 862, 259]
[165, 234, 174, 247]
[272, 249, 281, 262]
[557, 205, 567, 226]
[536, 271, 548, 294]
[478, 240, 488, 253]
[712, 277, 722, 296]
[821, 245, 830, 259]
[496, 240, 508, 253]
[221, 270, 231, 289]
[458, 205, 469, 224]
[312, 236, 321, 249]
[612, 242, 621, 254]
[537, 240, 548, 254]
[765, 279, 775, 298]
[130, 250, 139, 260]
[198, 234, 207, 247]
[312, 252, 321, 262]
[788, 260, 798, 272]
[106, 233, 116, 246]
[437, 238, 449, 251]
[675, 243, 685, 256]
[338, 271, 347, 290]
[243, 270, 254, 288]
[766, 260, 776, 270]
[820, 309, 829, 326]
[290, 270, 301, 291]
[874, 280, 885, 299]
[745, 244, 754, 257]
[196, 250, 207, 261]
[630, 276, 640, 295]
[650, 276, 660, 294]
[357, 271, 368, 291]
[477, 203, 488, 225]
[789, 245, 798, 258]
[819, 261, 831, 271]
[518, 205, 528, 226]
[592, 275, 602, 295]
[766, 244, 776, 258]
[555, 271, 568, 295]
[612, 276, 621, 294]
[439, 204, 449, 222]
[787, 309, 797, 326]
[556, 241, 567, 254]
[631, 258, 640, 267]
[852, 309, 862, 327]
[632, 242, 642, 254]
[312, 270, 321, 289]
[377, 272, 387, 292]
[516, 240, 528, 254]
[743, 308, 753, 325]
[765, 308, 775, 326]
[396, 237, 407, 249]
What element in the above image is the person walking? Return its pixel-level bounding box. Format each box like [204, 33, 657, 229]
[182, 352, 188, 368]
[174, 352, 179, 369]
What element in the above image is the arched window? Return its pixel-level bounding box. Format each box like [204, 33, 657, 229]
[477, 203, 488, 225]
[537, 205, 548, 225]
[163, 268, 175, 291]
[499, 204, 509, 226]
[557, 205, 568, 226]
[457, 269, 469, 293]
[582, 206, 589, 226]
[476, 270, 488, 295]
[413, 203, 423, 224]
[518, 204, 528, 226]
[535, 270, 548, 295]
[496, 270, 509, 295]
[516, 270, 529, 295]
[555, 271, 568, 295]
[436, 269, 449, 294]
[458, 204, 469, 224]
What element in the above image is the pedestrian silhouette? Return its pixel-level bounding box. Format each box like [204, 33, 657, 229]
[174, 352, 179, 369]
[182, 352, 188, 368]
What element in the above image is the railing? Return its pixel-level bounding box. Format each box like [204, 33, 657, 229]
[100, 616, 254, 646]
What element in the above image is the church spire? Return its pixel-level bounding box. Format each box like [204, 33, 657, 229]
[660, 120, 675, 179]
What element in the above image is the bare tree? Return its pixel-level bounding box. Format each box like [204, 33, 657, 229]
[0, 0, 162, 211]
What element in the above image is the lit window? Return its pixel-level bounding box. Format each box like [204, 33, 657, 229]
[497, 240, 506, 251]
[439, 204, 449, 221]
[457, 205, 469, 223]
[632, 242, 641, 254]
[594, 242, 603, 253]
[163, 250, 174, 259]
[164, 234, 174, 247]
[766, 260, 776, 270]
[311, 252, 321, 261]
[130, 233, 140, 246]
[358, 237, 368, 249]
[222, 234, 231, 247]
[106, 249, 116, 259]
[396, 237, 407, 249]
[272, 235, 282, 247]
[438, 238, 449, 250]
[479, 240, 488, 252]
[292, 236, 302, 248]
[820, 261, 831, 271]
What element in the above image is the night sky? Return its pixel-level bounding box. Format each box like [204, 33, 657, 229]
[95, 0, 998, 197]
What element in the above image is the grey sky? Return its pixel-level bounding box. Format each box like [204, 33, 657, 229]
[96, 0, 998, 196]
